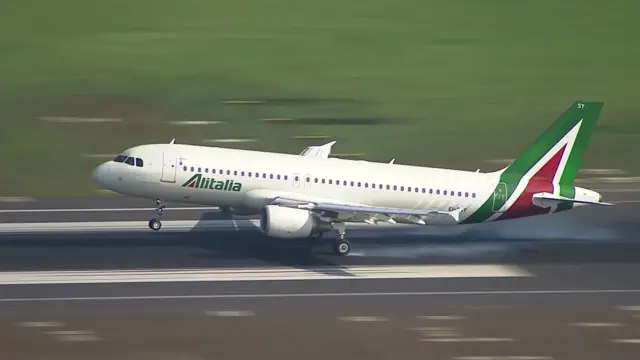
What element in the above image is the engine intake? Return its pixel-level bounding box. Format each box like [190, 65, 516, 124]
[260, 205, 318, 238]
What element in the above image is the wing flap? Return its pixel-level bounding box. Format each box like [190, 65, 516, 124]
[270, 196, 463, 224]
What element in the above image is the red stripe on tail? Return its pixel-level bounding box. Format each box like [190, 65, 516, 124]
[497, 144, 567, 220]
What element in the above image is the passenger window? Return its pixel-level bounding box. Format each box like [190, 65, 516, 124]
[212, 169, 216, 174]
[113, 155, 127, 163]
[124, 157, 134, 166]
[270, 174, 274, 179]
[234, 171, 238, 176]
[322, 179, 326, 184]
[284, 175, 288, 180]
[277, 174, 280, 180]
[329, 179, 333, 184]
[135, 158, 143, 167]
[295, 176, 299, 181]
[198, 167, 202, 172]
[183, 166, 187, 171]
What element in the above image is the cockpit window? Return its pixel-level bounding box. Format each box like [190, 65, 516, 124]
[113, 155, 127, 163]
[124, 157, 134, 166]
[135, 158, 143, 167]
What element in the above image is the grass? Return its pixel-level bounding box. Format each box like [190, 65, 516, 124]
[0, 0, 639, 197]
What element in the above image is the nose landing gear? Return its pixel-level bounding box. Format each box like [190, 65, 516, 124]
[148, 199, 166, 231]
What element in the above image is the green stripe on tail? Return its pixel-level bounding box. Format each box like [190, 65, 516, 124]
[462, 101, 604, 223]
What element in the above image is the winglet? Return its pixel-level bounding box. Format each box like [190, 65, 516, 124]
[389, 158, 395, 164]
[169, 138, 175, 144]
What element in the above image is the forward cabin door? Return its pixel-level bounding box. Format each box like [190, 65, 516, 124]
[160, 152, 178, 183]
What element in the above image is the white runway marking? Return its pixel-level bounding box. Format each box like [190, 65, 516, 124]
[40, 116, 121, 123]
[0, 197, 36, 202]
[0, 265, 531, 285]
[570, 322, 623, 327]
[454, 357, 553, 360]
[422, 337, 516, 342]
[611, 339, 640, 344]
[616, 305, 640, 311]
[15, 321, 64, 328]
[46, 330, 102, 342]
[340, 316, 387, 322]
[205, 310, 254, 317]
[411, 326, 459, 338]
[169, 121, 222, 125]
[2, 289, 640, 303]
[417, 316, 465, 320]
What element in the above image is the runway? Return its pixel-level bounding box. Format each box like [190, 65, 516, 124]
[1, 189, 640, 359]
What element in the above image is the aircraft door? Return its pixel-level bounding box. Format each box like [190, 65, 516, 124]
[160, 153, 178, 183]
[492, 182, 507, 212]
[293, 173, 300, 188]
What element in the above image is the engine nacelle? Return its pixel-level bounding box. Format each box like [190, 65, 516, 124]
[259, 205, 318, 238]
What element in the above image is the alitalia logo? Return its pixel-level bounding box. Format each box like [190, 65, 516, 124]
[182, 174, 242, 192]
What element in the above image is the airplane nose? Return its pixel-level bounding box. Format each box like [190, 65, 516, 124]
[92, 163, 111, 187]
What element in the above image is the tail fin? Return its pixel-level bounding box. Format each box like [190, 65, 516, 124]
[499, 101, 603, 187]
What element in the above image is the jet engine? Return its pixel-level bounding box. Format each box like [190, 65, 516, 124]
[259, 205, 323, 238]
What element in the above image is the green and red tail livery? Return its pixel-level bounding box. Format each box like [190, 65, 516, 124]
[463, 101, 604, 223]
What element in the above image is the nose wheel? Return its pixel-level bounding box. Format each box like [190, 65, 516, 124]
[149, 199, 166, 231]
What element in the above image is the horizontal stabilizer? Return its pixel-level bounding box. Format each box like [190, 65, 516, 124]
[532, 192, 612, 207]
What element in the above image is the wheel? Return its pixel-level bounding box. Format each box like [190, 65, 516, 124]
[332, 239, 351, 256]
[148, 218, 162, 231]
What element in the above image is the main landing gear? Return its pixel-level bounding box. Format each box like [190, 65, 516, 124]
[148, 199, 166, 231]
[332, 234, 351, 256]
[304, 223, 350, 256]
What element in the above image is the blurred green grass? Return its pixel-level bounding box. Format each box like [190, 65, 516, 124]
[0, 0, 639, 197]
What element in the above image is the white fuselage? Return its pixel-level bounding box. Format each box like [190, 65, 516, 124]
[93, 143, 499, 225]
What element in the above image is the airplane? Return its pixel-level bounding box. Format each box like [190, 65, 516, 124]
[92, 101, 611, 256]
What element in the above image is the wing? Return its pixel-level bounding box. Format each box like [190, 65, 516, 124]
[299, 141, 336, 159]
[270, 196, 464, 225]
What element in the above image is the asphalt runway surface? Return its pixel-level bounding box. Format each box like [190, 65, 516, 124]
[1, 187, 640, 360]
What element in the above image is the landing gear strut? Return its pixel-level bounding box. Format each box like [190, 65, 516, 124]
[148, 199, 166, 231]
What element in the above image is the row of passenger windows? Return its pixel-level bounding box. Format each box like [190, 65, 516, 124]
[182, 165, 477, 198]
[113, 155, 144, 167]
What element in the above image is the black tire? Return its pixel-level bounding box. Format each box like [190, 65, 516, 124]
[332, 239, 351, 256]
[148, 219, 162, 231]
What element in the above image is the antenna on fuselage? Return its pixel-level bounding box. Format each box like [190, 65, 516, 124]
[169, 138, 175, 144]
